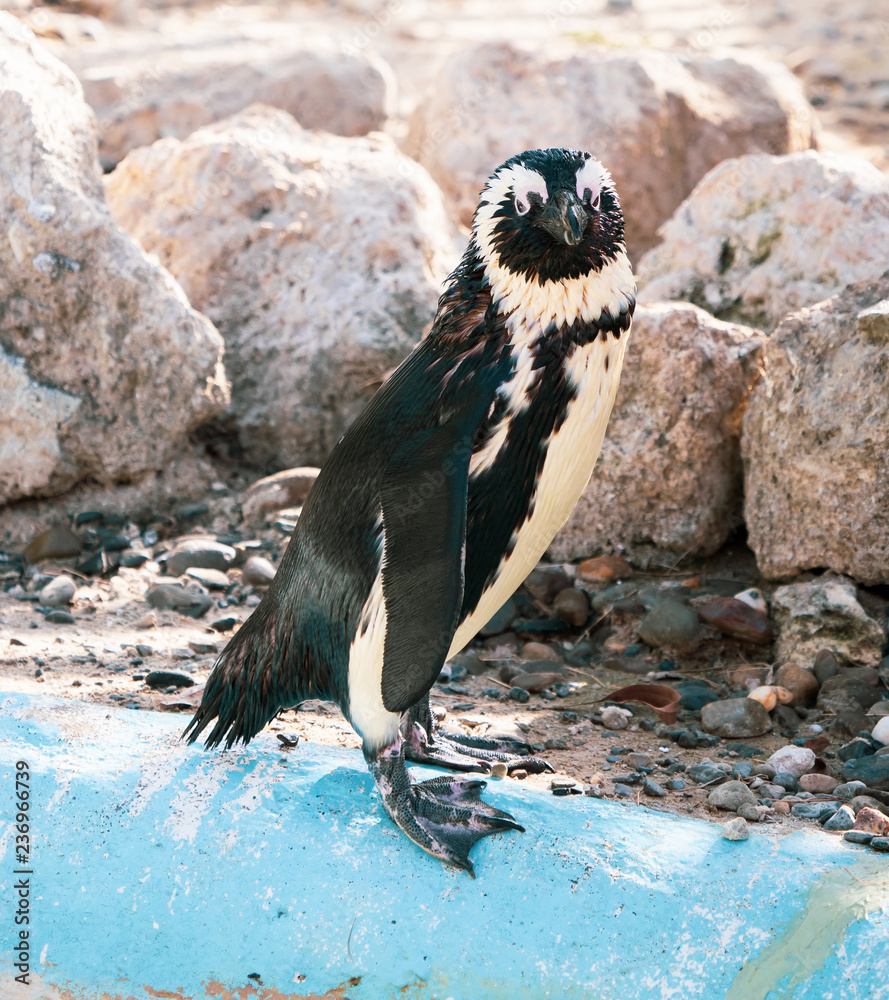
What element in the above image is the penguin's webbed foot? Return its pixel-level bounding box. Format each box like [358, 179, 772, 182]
[366, 739, 523, 876]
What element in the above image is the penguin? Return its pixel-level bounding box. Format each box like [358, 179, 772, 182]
[185, 148, 636, 876]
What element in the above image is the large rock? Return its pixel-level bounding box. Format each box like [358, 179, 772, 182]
[71, 35, 394, 169]
[0, 14, 227, 505]
[638, 152, 889, 329]
[742, 274, 889, 583]
[106, 105, 459, 468]
[771, 578, 885, 667]
[549, 303, 763, 562]
[405, 42, 815, 257]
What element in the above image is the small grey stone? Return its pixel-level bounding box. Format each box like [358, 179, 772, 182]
[870, 837, 889, 852]
[642, 776, 667, 797]
[135, 644, 155, 657]
[613, 783, 635, 798]
[627, 752, 654, 769]
[688, 762, 726, 784]
[791, 801, 841, 821]
[144, 670, 195, 689]
[759, 783, 786, 799]
[822, 805, 856, 831]
[834, 781, 867, 799]
[722, 817, 750, 841]
[737, 803, 761, 823]
[507, 686, 530, 703]
[185, 567, 230, 589]
[842, 754, 889, 790]
[44, 610, 75, 624]
[188, 641, 218, 656]
[479, 598, 516, 637]
[163, 539, 237, 577]
[773, 771, 800, 792]
[638, 600, 700, 648]
[171, 647, 195, 660]
[544, 738, 568, 750]
[843, 830, 874, 845]
[38, 575, 76, 606]
[664, 778, 686, 791]
[708, 780, 757, 812]
[701, 697, 771, 738]
[242, 555, 276, 587]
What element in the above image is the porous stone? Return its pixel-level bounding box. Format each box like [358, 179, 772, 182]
[767, 745, 816, 778]
[771, 578, 885, 667]
[106, 105, 457, 469]
[742, 275, 889, 584]
[638, 152, 889, 330]
[852, 806, 889, 836]
[71, 36, 394, 168]
[550, 304, 763, 562]
[722, 817, 750, 841]
[0, 15, 227, 505]
[701, 698, 771, 738]
[708, 780, 757, 812]
[406, 42, 814, 256]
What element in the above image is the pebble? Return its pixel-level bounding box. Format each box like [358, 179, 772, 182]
[38, 575, 77, 606]
[734, 588, 766, 613]
[842, 753, 889, 790]
[511, 670, 565, 693]
[613, 783, 635, 798]
[818, 673, 883, 715]
[772, 771, 800, 792]
[791, 801, 841, 821]
[507, 686, 530, 703]
[479, 598, 516, 637]
[118, 550, 149, 569]
[737, 803, 762, 823]
[544, 738, 569, 750]
[185, 567, 230, 589]
[708, 780, 757, 812]
[838, 737, 876, 761]
[146, 584, 212, 619]
[813, 648, 841, 685]
[642, 776, 666, 797]
[870, 837, 889, 852]
[134, 613, 157, 629]
[24, 527, 82, 563]
[798, 773, 838, 793]
[688, 763, 725, 784]
[576, 555, 633, 583]
[759, 783, 786, 799]
[637, 600, 700, 648]
[772, 800, 791, 815]
[852, 806, 889, 837]
[697, 596, 772, 644]
[822, 805, 856, 831]
[188, 641, 218, 655]
[627, 752, 653, 769]
[844, 830, 874, 845]
[664, 778, 686, 791]
[767, 745, 815, 778]
[44, 610, 75, 624]
[873, 716, 889, 746]
[600, 705, 632, 730]
[591, 583, 637, 611]
[701, 697, 771, 738]
[519, 641, 560, 662]
[676, 681, 719, 711]
[163, 539, 237, 577]
[747, 685, 792, 712]
[489, 763, 508, 779]
[552, 587, 589, 627]
[722, 817, 750, 841]
[833, 780, 866, 799]
[210, 617, 237, 632]
[144, 671, 195, 690]
[242, 555, 277, 587]
[774, 662, 820, 707]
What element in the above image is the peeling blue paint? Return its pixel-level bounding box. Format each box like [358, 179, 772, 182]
[1, 692, 887, 1000]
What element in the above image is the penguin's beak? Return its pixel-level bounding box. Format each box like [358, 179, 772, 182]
[537, 189, 587, 246]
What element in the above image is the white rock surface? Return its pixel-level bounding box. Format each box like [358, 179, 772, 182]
[106, 105, 459, 468]
[721, 817, 750, 841]
[38, 574, 76, 606]
[767, 746, 816, 778]
[0, 14, 228, 504]
[873, 717, 889, 746]
[771, 578, 885, 666]
[406, 42, 815, 256]
[549, 303, 763, 562]
[742, 274, 889, 583]
[70, 33, 395, 169]
[638, 152, 889, 328]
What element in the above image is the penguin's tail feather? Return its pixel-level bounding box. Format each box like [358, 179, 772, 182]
[183, 602, 315, 750]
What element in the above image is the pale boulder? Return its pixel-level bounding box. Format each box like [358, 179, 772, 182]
[0, 14, 227, 505]
[638, 152, 889, 329]
[742, 274, 889, 583]
[771, 578, 885, 667]
[549, 303, 763, 562]
[406, 42, 815, 256]
[106, 105, 459, 468]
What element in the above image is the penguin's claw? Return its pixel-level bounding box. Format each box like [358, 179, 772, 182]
[402, 717, 555, 775]
[367, 739, 523, 876]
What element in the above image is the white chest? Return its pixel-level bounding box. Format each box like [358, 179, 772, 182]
[449, 329, 630, 656]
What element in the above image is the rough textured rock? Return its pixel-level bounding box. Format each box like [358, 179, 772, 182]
[771, 578, 885, 666]
[72, 35, 394, 169]
[406, 42, 815, 257]
[106, 105, 458, 469]
[0, 15, 227, 505]
[550, 303, 763, 562]
[240, 467, 320, 526]
[741, 274, 889, 583]
[701, 697, 772, 738]
[638, 152, 889, 329]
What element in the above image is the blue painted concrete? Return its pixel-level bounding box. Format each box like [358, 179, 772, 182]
[1, 691, 887, 1000]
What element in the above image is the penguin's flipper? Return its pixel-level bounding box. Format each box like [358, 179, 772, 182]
[367, 738, 523, 876]
[378, 419, 473, 715]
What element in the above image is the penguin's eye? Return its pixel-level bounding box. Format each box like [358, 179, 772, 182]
[581, 187, 601, 210]
[514, 194, 530, 216]
[592, 190, 601, 210]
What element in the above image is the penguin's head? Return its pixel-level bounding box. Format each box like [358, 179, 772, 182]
[473, 148, 626, 285]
